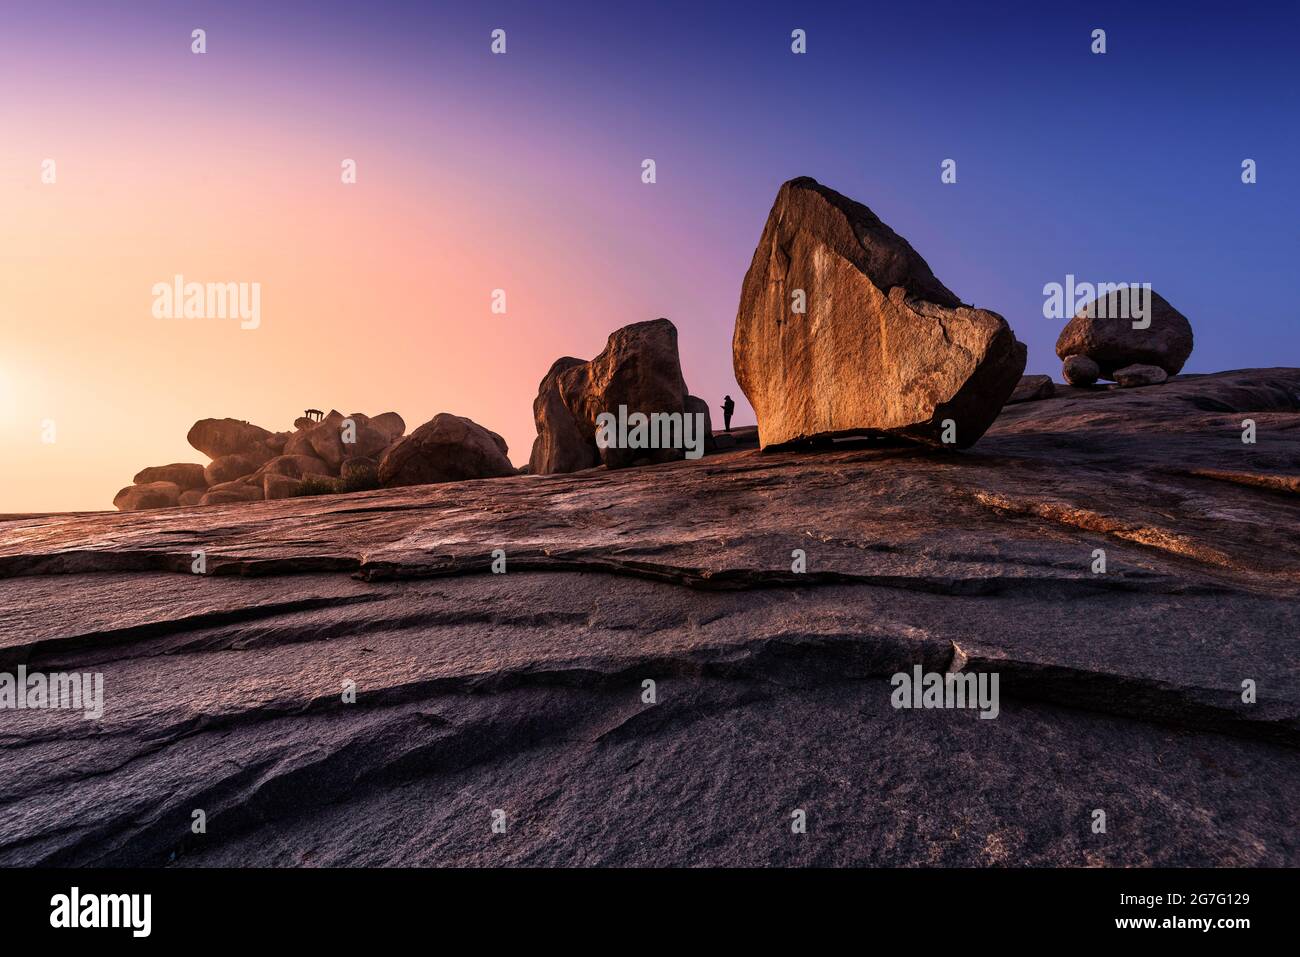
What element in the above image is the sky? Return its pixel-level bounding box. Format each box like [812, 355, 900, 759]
[1, 0, 1296, 512]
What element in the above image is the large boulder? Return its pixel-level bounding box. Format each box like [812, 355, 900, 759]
[262, 473, 302, 500]
[378, 414, 516, 488]
[306, 410, 349, 469]
[1114, 363, 1168, 388]
[258, 454, 333, 480]
[528, 319, 700, 473]
[204, 453, 263, 487]
[187, 418, 274, 459]
[1055, 289, 1193, 378]
[283, 427, 317, 459]
[113, 481, 181, 512]
[340, 414, 392, 460]
[369, 412, 406, 443]
[1006, 375, 1055, 405]
[340, 456, 379, 490]
[732, 177, 1026, 449]
[200, 480, 264, 506]
[132, 463, 208, 490]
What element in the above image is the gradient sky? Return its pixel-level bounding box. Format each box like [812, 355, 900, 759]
[2, 0, 1296, 512]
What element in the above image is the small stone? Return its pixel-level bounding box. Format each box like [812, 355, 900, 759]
[1062, 355, 1100, 386]
[1114, 363, 1169, 388]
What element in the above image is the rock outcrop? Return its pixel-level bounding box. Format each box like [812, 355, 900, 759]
[1006, 375, 1055, 404]
[186, 418, 275, 460]
[377, 414, 516, 488]
[131, 463, 207, 490]
[111, 481, 181, 512]
[261, 454, 333, 479]
[733, 177, 1026, 449]
[1056, 288, 1193, 380]
[1114, 363, 1168, 387]
[114, 410, 410, 510]
[528, 319, 704, 473]
[7, 368, 1300, 867]
[204, 453, 266, 487]
[200, 480, 263, 506]
[262, 474, 302, 501]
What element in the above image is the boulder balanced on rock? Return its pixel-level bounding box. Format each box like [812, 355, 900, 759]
[529, 318, 712, 473]
[1056, 288, 1193, 387]
[732, 178, 1026, 449]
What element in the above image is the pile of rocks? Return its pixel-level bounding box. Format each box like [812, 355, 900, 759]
[1056, 290, 1194, 387]
[114, 409, 517, 511]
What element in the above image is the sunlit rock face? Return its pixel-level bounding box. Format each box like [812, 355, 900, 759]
[733, 177, 1025, 449]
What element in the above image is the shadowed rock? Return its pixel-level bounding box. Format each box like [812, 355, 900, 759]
[199, 479, 263, 505]
[340, 456, 379, 489]
[112, 481, 181, 512]
[187, 418, 274, 459]
[1062, 354, 1100, 386]
[378, 413, 516, 488]
[1115, 363, 1168, 387]
[204, 453, 263, 487]
[529, 319, 696, 472]
[733, 178, 1027, 449]
[368, 412, 406, 443]
[1007, 375, 1055, 404]
[127, 411, 412, 509]
[257, 454, 333, 480]
[529, 357, 598, 474]
[1056, 288, 1193, 378]
[262, 474, 302, 500]
[132, 463, 207, 490]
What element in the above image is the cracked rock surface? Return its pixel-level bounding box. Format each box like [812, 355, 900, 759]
[1, 369, 1298, 866]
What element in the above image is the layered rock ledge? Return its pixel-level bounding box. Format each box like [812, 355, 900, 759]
[1, 369, 1298, 866]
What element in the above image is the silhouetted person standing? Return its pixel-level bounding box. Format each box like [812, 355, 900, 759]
[721, 394, 735, 433]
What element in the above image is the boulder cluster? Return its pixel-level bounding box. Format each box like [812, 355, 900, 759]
[528, 317, 714, 474]
[113, 175, 1199, 511]
[114, 410, 516, 511]
[1056, 289, 1194, 387]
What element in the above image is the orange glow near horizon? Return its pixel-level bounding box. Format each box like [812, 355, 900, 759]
[1, 100, 720, 512]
